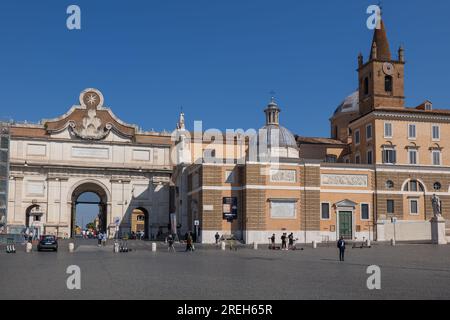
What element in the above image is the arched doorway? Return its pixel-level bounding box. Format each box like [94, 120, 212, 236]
[26, 204, 43, 227]
[130, 207, 149, 239]
[25, 204, 45, 239]
[71, 182, 108, 238]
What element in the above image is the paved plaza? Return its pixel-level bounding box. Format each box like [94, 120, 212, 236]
[1, 240, 450, 300]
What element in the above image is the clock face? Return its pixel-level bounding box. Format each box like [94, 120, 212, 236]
[383, 62, 395, 76]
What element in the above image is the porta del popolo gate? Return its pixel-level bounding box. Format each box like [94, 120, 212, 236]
[6, 88, 173, 239]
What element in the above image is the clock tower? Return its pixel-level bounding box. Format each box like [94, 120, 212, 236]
[358, 17, 405, 116]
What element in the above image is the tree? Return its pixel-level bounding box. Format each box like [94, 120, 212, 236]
[86, 222, 96, 230]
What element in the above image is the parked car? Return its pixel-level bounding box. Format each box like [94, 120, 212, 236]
[37, 235, 58, 252]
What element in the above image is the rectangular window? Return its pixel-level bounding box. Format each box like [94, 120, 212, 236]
[0, 136, 9, 149]
[432, 150, 441, 166]
[366, 124, 373, 140]
[354, 129, 360, 145]
[410, 199, 419, 215]
[387, 200, 395, 214]
[432, 125, 440, 141]
[361, 204, 370, 220]
[382, 149, 396, 164]
[355, 154, 361, 164]
[408, 149, 417, 165]
[321, 203, 330, 220]
[408, 124, 416, 139]
[384, 122, 393, 138]
[385, 75, 393, 92]
[367, 150, 373, 165]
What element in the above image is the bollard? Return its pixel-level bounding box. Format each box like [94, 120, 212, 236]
[391, 238, 396, 246]
[221, 241, 226, 251]
[151, 242, 157, 252]
[68, 243, 74, 253]
[253, 242, 258, 250]
[26, 242, 32, 253]
[366, 240, 371, 247]
[312, 240, 317, 249]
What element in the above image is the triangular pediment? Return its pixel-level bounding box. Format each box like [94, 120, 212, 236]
[335, 199, 357, 208]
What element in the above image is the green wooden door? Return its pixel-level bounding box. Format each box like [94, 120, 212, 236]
[339, 211, 352, 239]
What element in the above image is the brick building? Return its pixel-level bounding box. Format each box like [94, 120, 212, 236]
[172, 17, 450, 244]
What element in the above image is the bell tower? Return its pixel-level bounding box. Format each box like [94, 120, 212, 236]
[358, 17, 405, 116]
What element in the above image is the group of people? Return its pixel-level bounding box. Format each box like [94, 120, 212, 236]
[81, 229, 96, 239]
[267, 232, 347, 261]
[23, 228, 39, 242]
[170, 230, 347, 261]
[269, 232, 297, 250]
[97, 232, 107, 247]
[163, 232, 195, 252]
[130, 230, 145, 240]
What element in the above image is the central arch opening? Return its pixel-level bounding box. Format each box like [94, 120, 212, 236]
[71, 182, 108, 238]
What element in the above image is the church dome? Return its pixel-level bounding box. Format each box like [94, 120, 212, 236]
[260, 124, 298, 149]
[259, 97, 298, 151]
[333, 91, 359, 116]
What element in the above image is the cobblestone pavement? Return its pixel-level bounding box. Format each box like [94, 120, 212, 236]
[1, 239, 449, 300]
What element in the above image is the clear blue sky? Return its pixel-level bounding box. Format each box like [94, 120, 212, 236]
[75, 192, 99, 229]
[1, 0, 450, 138]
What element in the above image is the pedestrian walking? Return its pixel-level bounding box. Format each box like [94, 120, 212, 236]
[281, 233, 287, 250]
[102, 232, 107, 246]
[185, 232, 193, 252]
[97, 232, 102, 246]
[215, 232, 220, 244]
[337, 236, 346, 261]
[167, 234, 175, 252]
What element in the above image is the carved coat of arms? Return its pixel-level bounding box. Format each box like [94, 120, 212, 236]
[69, 89, 112, 140]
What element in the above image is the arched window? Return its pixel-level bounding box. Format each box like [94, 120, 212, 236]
[385, 75, 393, 92]
[403, 180, 425, 192]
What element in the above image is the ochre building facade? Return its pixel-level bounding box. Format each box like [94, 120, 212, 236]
[1, 17, 450, 244]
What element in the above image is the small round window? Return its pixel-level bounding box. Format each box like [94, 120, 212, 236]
[433, 182, 442, 191]
[386, 180, 394, 189]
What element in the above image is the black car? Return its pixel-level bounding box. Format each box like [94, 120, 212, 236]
[37, 235, 58, 252]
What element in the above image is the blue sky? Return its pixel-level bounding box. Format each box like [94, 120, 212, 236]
[1, 0, 450, 138]
[75, 192, 99, 229]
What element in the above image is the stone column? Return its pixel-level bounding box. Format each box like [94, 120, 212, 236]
[376, 220, 386, 242]
[13, 175, 24, 225]
[107, 202, 113, 239]
[431, 216, 447, 245]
